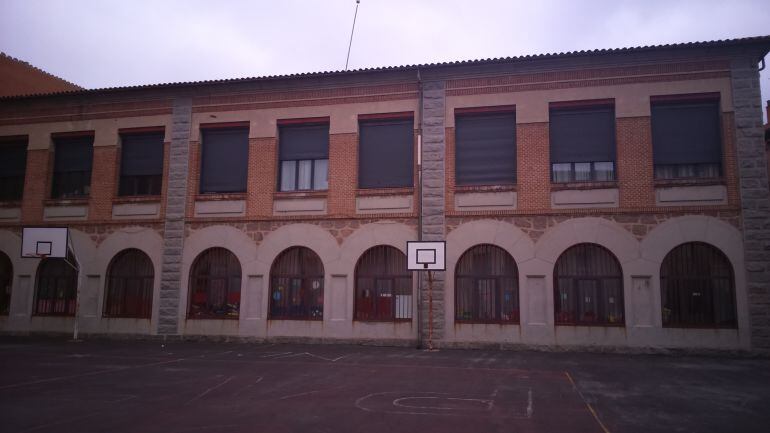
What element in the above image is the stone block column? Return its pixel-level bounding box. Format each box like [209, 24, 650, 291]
[730, 57, 770, 349]
[420, 80, 446, 344]
[157, 97, 192, 335]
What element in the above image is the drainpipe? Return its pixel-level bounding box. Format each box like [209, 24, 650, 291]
[416, 67, 424, 348]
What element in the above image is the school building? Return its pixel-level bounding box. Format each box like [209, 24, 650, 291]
[0, 36, 769, 351]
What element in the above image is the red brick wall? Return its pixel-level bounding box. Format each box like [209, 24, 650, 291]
[247, 137, 277, 217]
[517, 123, 551, 211]
[20, 149, 49, 222]
[0, 53, 80, 97]
[88, 146, 117, 221]
[328, 133, 358, 216]
[617, 117, 655, 208]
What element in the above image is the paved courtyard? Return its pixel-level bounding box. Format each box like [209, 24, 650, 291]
[1, 337, 768, 433]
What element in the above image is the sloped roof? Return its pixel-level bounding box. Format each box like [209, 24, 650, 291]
[2, 35, 769, 100]
[0, 52, 82, 97]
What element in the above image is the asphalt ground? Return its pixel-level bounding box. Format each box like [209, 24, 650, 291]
[1, 337, 768, 433]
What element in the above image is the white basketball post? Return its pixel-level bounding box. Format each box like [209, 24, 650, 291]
[407, 241, 446, 351]
[21, 227, 83, 341]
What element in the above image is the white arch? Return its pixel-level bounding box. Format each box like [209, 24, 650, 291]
[179, 225, 257, 334]
[640, 215, 748, 347]
[96, 227, 163, 328]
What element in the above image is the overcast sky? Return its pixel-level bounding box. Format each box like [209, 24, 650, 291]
[1, 0, 769, 120]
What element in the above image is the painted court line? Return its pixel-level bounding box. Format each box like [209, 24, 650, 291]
[565, 371, 611, 433]
[186, 375, 236, 405]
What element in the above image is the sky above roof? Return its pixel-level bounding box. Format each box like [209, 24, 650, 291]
[1, 0, 769, 120]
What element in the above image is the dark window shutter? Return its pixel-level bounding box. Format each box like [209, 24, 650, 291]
[200, 128, 249, 193]
[651, 100, 722, 165]
[549, 106, 616, 163]
[0, 142, 27, 176]
[359, 119, 413, 188]
[279, 124, 329, 160]
[120, 133, 164, 176]
[455, 113, 517, 185]
[54, 136, 93, 172]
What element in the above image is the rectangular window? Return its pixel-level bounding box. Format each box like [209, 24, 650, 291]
[52, 135, 93, 199]
[358, 118, 413, 188]
[119, 132, 164, 196]
[278, 123, 329, 191]
[550, 104, 616, 183]
[200, 127, 249, 193]
[0, 139, 27, 201]
[651, 97, 722, 179]
[455, 112, 516, 185]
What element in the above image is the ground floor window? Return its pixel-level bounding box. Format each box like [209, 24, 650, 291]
[188, 248, 241, 319]
[661, 242, 736, 328]
[455, 244, 519, 323]
[104, 249, 154, 318]
[554, 243, 624, 326]
[270, 246, 324, 320]
[0, 252, 12, 315]
[355, 245, 412, 321]
[35, 258, 77, 316]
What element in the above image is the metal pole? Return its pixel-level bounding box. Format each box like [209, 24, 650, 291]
[427, 269, 434, 350]
[72, 253, 83, 341]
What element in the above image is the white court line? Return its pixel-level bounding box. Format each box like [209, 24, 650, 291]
[186, 375, 235, 405]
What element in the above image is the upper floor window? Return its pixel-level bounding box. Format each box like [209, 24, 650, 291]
[52, 134, 93, 199]
[455, 111, 517, 186]
[660, 242, 735, 328]
[550, 103, 616, 183]
[359, 117, 414, 189]
[200, 127, 249, 194]
[279, 123, 329, 191]
[119, 131, 164, 196]
[0, 138, 27, 201]
[651, 96, 722, 179]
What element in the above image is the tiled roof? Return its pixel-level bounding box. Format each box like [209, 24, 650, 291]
[2, 35, 769, 100]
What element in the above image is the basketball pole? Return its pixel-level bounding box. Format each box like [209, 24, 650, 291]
[427, 269, 434, 351]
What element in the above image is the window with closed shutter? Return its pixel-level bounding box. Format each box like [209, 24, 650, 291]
[52, 135, 93, 198]
[200, 128, 249, 193]
[0, 139, 27, 201]
[359, 119, 413, 188]
[549, 105, 616, 183]
[455, 112, 517, 185]
[119, 132, 164, 196]
[651, 99, 722, 179]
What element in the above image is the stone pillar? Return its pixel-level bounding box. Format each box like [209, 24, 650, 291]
[157, 97, 192, 335]
[420, 81, 446, 344]
[730, 57, 770, 349]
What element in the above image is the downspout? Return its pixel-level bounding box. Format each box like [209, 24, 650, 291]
[416, 67, 424, 348]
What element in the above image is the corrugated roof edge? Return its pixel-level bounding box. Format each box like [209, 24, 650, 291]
[2, 35, 769, 101]
[0, 52, 83, 91]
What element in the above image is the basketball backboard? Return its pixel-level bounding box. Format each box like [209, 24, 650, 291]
[21, 227, 69, 258]
[407, 241, 446, 271]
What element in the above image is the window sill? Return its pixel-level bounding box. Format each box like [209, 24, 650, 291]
[654, 178, 725, 188]
[354, 318, 413, 323]
[356, 187, 414, 197]
[662, 324, 737, 329]
[102, 315, 151, 319]
[454, 184, 517, 193]
[113, 195, 161, 204]
[268, 316, 324, 321]
[43, 198, 89, 206]
[273, 190, 328, 199]
[551, 181, 618, 191]
[555, 322, 625, 327]
[195, 192, 247, 201]
[0, 200, 21, 208]
[455, 320, 520, 325]
[186, 315, 240, 320]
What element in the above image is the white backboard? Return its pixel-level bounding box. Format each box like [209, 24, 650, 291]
[407, 241, 446, 271]
[21, 227, 69, 258]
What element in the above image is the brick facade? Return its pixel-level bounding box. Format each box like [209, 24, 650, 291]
[1, 37, 769, 350]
